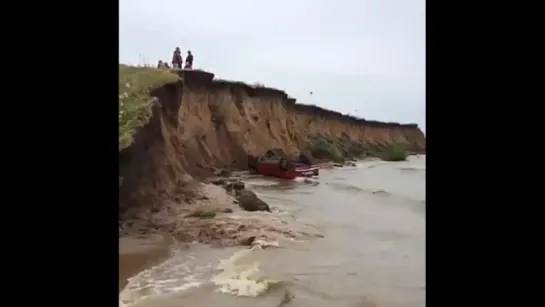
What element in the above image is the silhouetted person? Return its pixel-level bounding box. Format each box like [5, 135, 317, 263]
[157, 60, 164, 69]
[172, 47, 183, 69]
[185, 50, 193, 69]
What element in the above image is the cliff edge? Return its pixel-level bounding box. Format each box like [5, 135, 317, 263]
[119, 67, 426, 213]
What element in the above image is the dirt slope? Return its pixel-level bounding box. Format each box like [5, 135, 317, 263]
[119, 70, 426, 213]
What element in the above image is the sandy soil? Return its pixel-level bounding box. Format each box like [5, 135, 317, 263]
[119, 180, 322, 290]
[120, 182, 321, 248]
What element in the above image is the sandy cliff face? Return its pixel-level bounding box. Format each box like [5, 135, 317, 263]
[119, 70, 426, 212]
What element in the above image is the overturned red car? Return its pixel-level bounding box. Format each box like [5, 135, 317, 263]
[248, 149, 319, 180]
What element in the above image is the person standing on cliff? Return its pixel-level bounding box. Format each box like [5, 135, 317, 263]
[184, 50, 193, 69]
[172, 47, 183, 69]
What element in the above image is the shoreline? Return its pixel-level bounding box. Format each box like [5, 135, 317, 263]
[118, 156, 425, 293]
[118, 167, 327, 292]
[118, 65, 426, 304]
[118, 156, 408, 246]
[119, 166, 327, 245]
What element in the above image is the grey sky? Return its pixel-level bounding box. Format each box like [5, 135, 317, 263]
[120, 0, 425, 131]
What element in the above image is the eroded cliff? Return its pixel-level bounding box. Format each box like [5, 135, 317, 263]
[119, 69, 426, 212]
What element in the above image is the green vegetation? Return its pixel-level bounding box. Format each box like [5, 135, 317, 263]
[308, 134, 409, 162]
[309, 135, 344, 163]
[118, 65, 179, 151]
[213, 79, 273, 89]
[336, 137, 368, 159]
[186, 210, 217, 219]
[369, 143, 409, 161]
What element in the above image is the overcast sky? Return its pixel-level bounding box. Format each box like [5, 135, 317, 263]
[120, 0, 425, 131]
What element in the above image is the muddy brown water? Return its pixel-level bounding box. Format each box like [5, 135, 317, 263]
[119, 155, 425, 307]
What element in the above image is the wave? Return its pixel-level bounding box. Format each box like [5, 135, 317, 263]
[119, 248, 212, 307]
[119, 242, 289, 307]
[324, 182, 426, 211]
[211, 246, 286, 297]
[397, 167, 426, 172]
[326, 182, 391, 196]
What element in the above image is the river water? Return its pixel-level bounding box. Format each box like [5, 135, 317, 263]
[120, 155, 426, 307]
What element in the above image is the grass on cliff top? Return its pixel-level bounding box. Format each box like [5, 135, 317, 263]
[213, 78, 282, 91]
[119, 65, 179, 151]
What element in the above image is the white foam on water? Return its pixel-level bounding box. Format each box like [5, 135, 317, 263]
[119, 241, 286, 306]
[252, 239, 280, 248]
[244, 179, 280, 188]
[303, 177, 320, 185]
[245, 176, 320, 188]
[211, 244, 283, 297]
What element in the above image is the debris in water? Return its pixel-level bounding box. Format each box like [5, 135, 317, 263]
[278, 289, 295, 307]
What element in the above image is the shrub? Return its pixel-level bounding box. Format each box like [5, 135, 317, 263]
[309, 135, 344, 162]
[373, 143, 408, 161]
[338, 138, 368, 159]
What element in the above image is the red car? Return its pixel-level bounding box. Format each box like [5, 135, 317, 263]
[249, 150, 319, 179]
